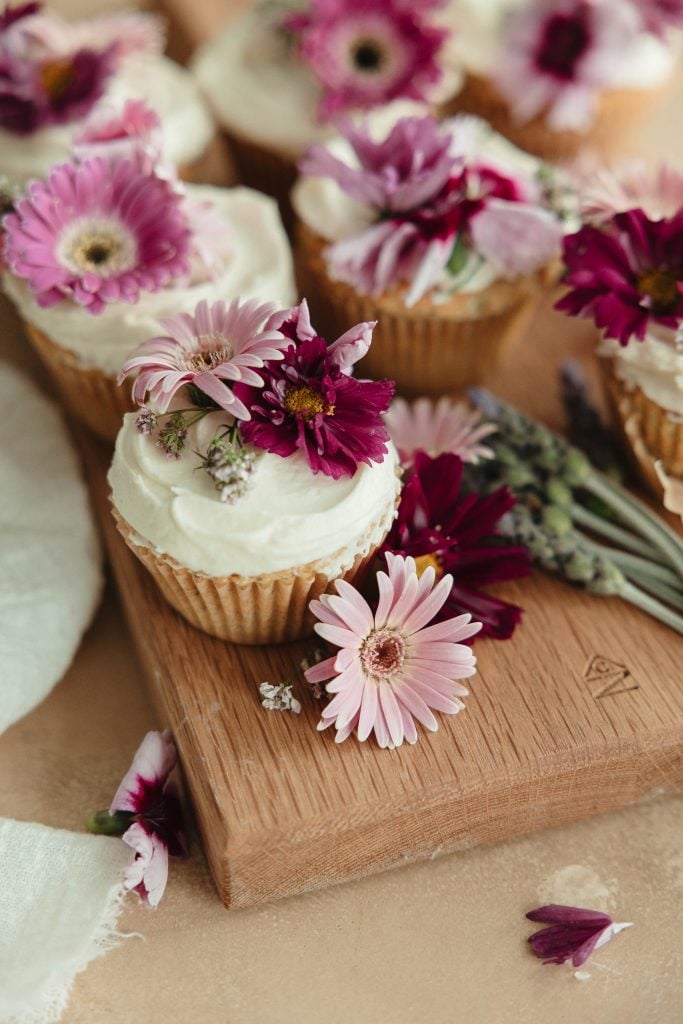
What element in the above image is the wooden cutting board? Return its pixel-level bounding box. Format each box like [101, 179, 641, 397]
[81, 300, 683, 910]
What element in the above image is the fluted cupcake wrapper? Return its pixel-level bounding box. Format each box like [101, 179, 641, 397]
[111, 494, 398, 645]
[296, 223, 548, 397]
[223, 130, 297, 231]
[23, 321, 132, 443]
[603, 359, 683, 480]
[441, 73, 670, 163]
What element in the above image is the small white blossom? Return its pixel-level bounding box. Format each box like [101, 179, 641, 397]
[259, 681, 301, 714]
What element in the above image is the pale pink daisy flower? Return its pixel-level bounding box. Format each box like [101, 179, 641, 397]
[306, 552, 481, 748]
[72, 98, 163, 172]
[574, 160, 683, 224]
[3, 156, 191, 313]
[385, 397, 496, 468]
[494, 0, 638, 132]
[120, 297, 288, 418]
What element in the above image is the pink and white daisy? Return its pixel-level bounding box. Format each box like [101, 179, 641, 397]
[72, 98, 163, 173]
[120, 297, 288, 418]
[306, 552, 481, 747]
[494, 0, 638, 132]
[385, 396, 496, 468]
[3, 156, 191, 313]
[574, 160, 683, 224]
[285, 0, 449, 121]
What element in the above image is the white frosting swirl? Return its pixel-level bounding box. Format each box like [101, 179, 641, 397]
[109, 410, 400, 577]
[599, 328, 683, 416]
[3, 184, 296, 376]
[191, 3, 458, 160]
[0, 53, 214, 185]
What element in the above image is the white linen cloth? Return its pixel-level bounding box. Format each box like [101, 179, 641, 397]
[0, 361, 102, 734]
[0, 819, 131, 1024]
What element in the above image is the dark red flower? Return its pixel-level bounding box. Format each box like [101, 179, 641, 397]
[556, 208, 683, 345]
[527, 904, 633, 967]
[233, 302, 394, 480]
[0, 2, 41, 31]
[381, 451, 530, 639]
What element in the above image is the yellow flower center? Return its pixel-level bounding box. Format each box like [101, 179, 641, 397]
[360, 628, 405, 680]
[413, 552, 444, 579]
[40, 57, 75, 102]
[637, 268, 680, 314]
[284, 384, 330, 421]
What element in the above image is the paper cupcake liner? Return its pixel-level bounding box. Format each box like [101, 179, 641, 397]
[296, 223, 548, 397]
[111, 494, 398, 645]
[603, 359, 683, 479]
[23, 321, 132, 443]
[442, 74, 669, 162]
[223, 130, 297, 232]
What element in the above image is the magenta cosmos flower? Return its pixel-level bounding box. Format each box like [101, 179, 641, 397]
[109, 730, 186, 908]
[233, 300, 394, 479]
[4, 156, 191, 313]
[556, 208, 683, 345]
[526, 905, 633, 967]
[381, 451, 531, 640]
[386, 397, 496, 468]
[300, 116, 562, 304]
[285, 0, 448, 121]
[73, 98, 163, 172]
[494, 0, 637, 131]
[121, 297, 287, 418]
[306, 552, 481, 747]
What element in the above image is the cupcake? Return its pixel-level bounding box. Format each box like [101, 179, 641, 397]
[109, 299, 400, 645]
[192, 0, 458, 223]
[0, 4, 215, 185]
[556, 162, 683, 484]
[2, 102, 295, 442]
[292, 113, 569, 397]
[441, 0, 681, 163]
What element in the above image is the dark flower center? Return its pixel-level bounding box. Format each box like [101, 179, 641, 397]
[351, 38, 385, 73]
[40, 57, 76, 101]
[284, 383, 329, 420]
[637, 268, 681, 314]
[413, 551, 443, 579]
[535, 12, 590, 81]
[361, 628, 405, 679]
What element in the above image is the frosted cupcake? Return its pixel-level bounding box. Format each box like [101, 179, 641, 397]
[556, 163, 683, 483]
[2, 103, 295, 442]
[441, 0, 681, 162]
[0, 4, 214, 185]
[293, 113, 569, 396]
[110, 299, 400, 644]
[192, 0, 457, 220]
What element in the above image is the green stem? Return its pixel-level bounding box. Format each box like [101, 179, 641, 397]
[572, 504, 663, 562]
[586, 473, 683, 577]
[620, 581, 683, 635]
[584, 541, 683, 591]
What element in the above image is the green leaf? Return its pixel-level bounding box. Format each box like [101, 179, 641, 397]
[447, 233, 469, 277]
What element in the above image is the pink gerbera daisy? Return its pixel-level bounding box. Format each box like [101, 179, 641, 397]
[3, 156, 191, 313]
[73, 98, 163, 172]
[575, 161, 683, 225]
[285, 0, 449, 121]
[385, 396, 496, 468]
[306, 552, 481, 747]
[120, 297, 288, 418]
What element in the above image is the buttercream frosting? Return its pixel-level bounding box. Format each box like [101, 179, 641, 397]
[0, 53, 214, 185]
[192, 3, 457, 160]
[599, 328, 683, 417]
[109, 409, 400, 577]
[3, 184, 296, 376]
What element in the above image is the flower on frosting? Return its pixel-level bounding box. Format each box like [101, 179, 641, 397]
[526, 905, 633, 967]
[493, 0, 638, 132]
[72, 98, 163, 172]
[575, 161, 683, 225]
[300, 115, 563, 304]
[284, 0, 449, 121]
[233, 300, 394, 479]
[305, 551, 480, 747]
[120, 297, 287, 418]
[381, 451, 531, 640]
[3, 156, 191, 313]
[556, 208, 683, 345]
[385, 397, 496, 468]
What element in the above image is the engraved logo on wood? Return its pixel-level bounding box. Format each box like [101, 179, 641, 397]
[583, 655, 638, 698]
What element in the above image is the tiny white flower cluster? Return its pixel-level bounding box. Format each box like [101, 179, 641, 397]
[259, 681, 301, 714]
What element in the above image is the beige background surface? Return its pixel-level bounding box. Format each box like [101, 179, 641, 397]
[1, 3, 682, 1021]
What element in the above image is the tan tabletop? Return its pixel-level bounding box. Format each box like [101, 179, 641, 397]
[1, 6, 683, 1019]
